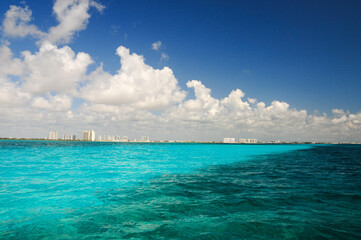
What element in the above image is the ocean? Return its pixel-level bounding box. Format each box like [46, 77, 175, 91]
[0, 140, 360, 239]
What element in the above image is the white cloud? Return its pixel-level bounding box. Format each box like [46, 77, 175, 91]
[46, 0, 104, 44]
[0, 79, 31, 107]
[221, 89, 248, 111]
[332, 109, 345, 115]
[21, 41, 93, 93]
[0, 40, 91, 111]
[2, 5, 45, 38]
[0, 43, 24, 77]
[349, 113, 361, 123]
[183, 80, 221, 117]
[90, 0, 105, 12]
[152, 41, 169, 61]
[152, 41, 162, 51]
[0, 44, 30, 107]
[80, 46, 186, 110]
[1, 0, 104, 45]
[31, 94, 72, 111]
[163, 80, 325, 140]
[1, 64, 361, 141]
[331, 115, 347, 125]
[161, 52, 169, 61]
[247, 97, 257, 104]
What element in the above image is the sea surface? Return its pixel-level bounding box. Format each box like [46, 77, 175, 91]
[0, 140, 360, 239]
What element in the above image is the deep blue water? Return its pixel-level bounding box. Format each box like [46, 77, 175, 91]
[0, 140, 360, 239]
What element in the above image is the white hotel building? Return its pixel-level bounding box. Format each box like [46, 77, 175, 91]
[224, 138, 258, 143]
[140, 136, 150, 142]
[83, 130, 96, 141]
[223, 138, 236, 143]
[49, 131, 58, 140]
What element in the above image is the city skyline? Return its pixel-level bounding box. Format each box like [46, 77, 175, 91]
[0, 0, 360, 142]
[0, 128, 357, 144]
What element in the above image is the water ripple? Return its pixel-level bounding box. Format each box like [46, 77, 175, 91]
[1, 141, 360, 239]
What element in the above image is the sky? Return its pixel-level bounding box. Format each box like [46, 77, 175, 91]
[0, 0, 360, 142]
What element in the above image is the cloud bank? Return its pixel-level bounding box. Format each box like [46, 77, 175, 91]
[0, 1, 360, 142]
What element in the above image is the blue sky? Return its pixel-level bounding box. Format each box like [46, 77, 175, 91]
[0, 0, 360, 141]
[3, 0, 360, 113]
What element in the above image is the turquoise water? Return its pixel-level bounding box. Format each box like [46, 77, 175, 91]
[0, 141, 360, 239]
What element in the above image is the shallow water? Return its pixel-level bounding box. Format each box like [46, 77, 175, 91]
[0, 141, 360, 239]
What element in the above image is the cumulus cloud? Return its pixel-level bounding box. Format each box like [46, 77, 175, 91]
[163, 80, 306, 139]
[181, 80, 221, 119]
[2, 5, 45, 38]
[247, 98, 257, 104]
[0, 40, 91, 111]
[332, 109, 345, 115]
[0, 79, 31, 107]
[0, 43, 30, 107]
[80, 46, 186, 110]
[0, 43, 24, 77]
[46, 0, 104, 44]
[2, 0, 104, 44]
[31, 94, 72, 111]
[152, 41, 162, 51]
[21, 41, 93, 93]
[1, 39, 360, 141]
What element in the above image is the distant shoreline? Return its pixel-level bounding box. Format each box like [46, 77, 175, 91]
[0, 138, 359, 145]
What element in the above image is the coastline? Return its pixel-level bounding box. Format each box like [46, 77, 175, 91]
[0, 137, 359, 145]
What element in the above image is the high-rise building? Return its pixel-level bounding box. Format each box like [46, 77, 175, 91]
[61, 134, 76, 140]
[247, 139, 257, 143]
[83, 130, 95, 141]
[140, 136, 150, 142]
[238, 138, 247, 143]
[82, 131, 88, 140]
[223, 138, 235, 143]
[49, 131, 58, 140]
[122, 136, 128, 142]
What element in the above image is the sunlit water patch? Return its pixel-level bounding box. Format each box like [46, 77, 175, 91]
[1, 141, 360, 239]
